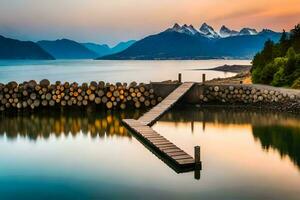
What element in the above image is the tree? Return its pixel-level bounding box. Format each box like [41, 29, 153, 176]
[280, 30, 287, 43]
[290, 24, 300, 52]
[287, 47, 296, 59]
[279, 30, 290, 56]
[290, 24, 300, 40]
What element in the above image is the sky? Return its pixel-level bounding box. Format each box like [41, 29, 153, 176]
[0, 0, 299, 46]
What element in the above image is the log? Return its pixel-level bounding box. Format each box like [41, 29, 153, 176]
[106, 101, 113, 109]
[95, 97, 101, 104]
[120, 103, 126, 110]
[134, 101, 141, 108]
[102, 96, 108, 104]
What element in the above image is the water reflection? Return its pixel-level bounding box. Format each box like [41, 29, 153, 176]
[253, 126, 300, 170]
[0, 109, 143, 141]
[159, 106, 300, 170]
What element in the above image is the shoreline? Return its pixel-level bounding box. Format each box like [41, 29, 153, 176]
[193, 64, 252, 73]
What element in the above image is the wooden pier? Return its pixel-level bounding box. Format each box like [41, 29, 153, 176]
[122, 82, 199, 173]
[139, 82, 195, 126]
[123, 119, 195, 168]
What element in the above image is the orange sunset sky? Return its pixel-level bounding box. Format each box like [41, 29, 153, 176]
[0, 0, 299, 45]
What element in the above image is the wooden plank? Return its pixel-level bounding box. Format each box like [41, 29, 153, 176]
[151, 141, 172, 145]
[157, 145, 177, 149]
[172, 155, 193, 160]
[157, 145, 177, 150]
[148, 138, 169, 142]
[163, 148, 184, 153]
[166, 151, 187, 156]
[176, 158, 195, 162]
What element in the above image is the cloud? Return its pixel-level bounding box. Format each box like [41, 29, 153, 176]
[210, 7, 266, 22]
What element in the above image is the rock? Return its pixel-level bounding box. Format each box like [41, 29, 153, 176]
[289, 95, 296, 100]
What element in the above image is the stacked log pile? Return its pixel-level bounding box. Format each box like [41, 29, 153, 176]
[0, 80, 163, 112]
[199, 85, 298, 105]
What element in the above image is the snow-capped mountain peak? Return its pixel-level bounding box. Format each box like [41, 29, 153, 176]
[239, 28, 258, 35]
[199, 23, 220, 39]
[168, 23, 199, 35]
[183, 24, 199, 35]
[168, 23, 261, 38]
[172, 23, 181, 31]
[219, 25, 239, 38]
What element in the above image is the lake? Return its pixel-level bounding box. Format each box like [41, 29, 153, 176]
[0, 106, 300, 199]
[1, 59, 300, 199]
[0, 59, 250, 83]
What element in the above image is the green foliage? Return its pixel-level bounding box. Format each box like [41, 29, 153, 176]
[292, 77, 300, 89]
[251, 24, 300, 88]
[260, 62, 279, 84]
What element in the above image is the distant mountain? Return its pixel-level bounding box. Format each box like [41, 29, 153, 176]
[0, 35, 54, 60]
[199, 23, 220, 39]
[98, 30, 214, 60]
[82, 43, 111, 57]
[167, 23, 199, 36]
[239, 28, 258, 36]
[110, 40, 136, 54]
[99, 23, 281, 60]
[37, 39, 98, 59]
[83, 40, 136, 57]
[214, 31, 280, 58]
[219, 25, 239, 38]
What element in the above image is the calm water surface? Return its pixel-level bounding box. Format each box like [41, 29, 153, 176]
[0, 107, 300, 199]
[0, 60, 250, 83]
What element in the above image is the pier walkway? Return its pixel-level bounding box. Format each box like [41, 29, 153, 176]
[139, 82, 195, 126]
[122, 82, 198, 172]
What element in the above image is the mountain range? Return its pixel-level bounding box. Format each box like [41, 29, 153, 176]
[0, 22, 282, 60]
[37, 39, 99, 59]
[0, 36, 136, 60]
[0, 35, 54, 60]
[100, 23, 282, 60]
[82, 40, 136, 57]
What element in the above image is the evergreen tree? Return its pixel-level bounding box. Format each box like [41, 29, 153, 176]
[290, 24, 300, 52]
[280, 30, 287, 43]
[290, 24, 300, 40]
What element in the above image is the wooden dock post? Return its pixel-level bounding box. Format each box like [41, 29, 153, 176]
[178, 73, 182, 83]
[195, 146, 201, 165]
[194, 145, 201, 180]
[202, 74, 206, 84]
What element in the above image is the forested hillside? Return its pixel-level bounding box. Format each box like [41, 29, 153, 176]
[251, 24, 300, 88]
